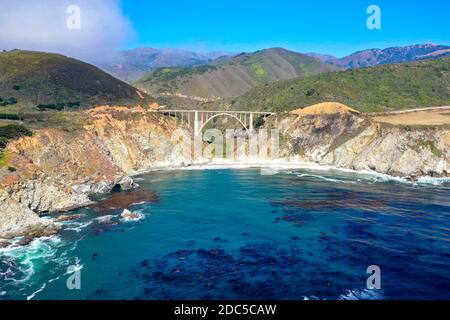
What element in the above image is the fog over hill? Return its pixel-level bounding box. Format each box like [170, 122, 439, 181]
[98, 48, 236, 83]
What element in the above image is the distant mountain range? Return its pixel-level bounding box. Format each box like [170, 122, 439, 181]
[1, 43, 449, 116]
[99, 48, 235, 82]
[308, 43, 450, 69]
[135, 48, 338, 100]
[98, 43, 450, 85]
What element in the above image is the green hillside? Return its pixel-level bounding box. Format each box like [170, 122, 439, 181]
[135, 48, 338, 100]
[227, 57, 450, 113]
[0, 50, 150, 115]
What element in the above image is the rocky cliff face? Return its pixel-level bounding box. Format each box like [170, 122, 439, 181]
[0, 106, 189, 239]
[275, 112, 449, 178]
[0, 107, 448, 239]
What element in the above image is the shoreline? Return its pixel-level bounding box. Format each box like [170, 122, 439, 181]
[1, 158, 448, 243]
[129, 158, 450, 186]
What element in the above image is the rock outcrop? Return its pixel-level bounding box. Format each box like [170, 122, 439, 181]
[275, 112, 449, 178]
[0, 106, 448, 239]
[0, 106, 189, 238]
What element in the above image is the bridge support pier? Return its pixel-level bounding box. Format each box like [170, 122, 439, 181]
[194, 111, 200, 136]
[249, 113, 254, 132]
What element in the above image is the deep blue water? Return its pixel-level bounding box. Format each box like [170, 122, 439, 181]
[1, 167, 449, 300]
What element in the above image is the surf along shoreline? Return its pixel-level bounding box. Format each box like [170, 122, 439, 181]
[0, 104, 449, 244]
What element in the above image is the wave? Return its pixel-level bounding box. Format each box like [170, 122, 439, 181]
[63, 221, 92, 232]
[142, 159, 449, 187]
[94, 215, 116, 224]
[26, 259, 84, 300]
[339, 289, 383, 300]
[0, 236, 63, 290]
[297, 173, 356, 184]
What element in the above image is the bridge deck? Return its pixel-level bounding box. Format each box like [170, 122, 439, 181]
[153, 109, 276, 115]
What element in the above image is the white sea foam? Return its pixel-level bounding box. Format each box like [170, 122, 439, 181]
[127, 156, 448, 187]
[26, 283, 46, 300]
[296, 173, 356, 184]
[64, 221, 92, 232]
[0, 236, 63, 287]
[339, 289, 383, 300]
[167, 159, 449, 187]
[94, 215, 116, 224]
[26, 259, 84, 300]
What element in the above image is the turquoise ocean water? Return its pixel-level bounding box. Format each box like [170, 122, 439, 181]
[1, 167, 449, 300]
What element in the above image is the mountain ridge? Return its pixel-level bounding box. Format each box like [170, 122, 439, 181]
[0, 50, 150, 114]
[135, 47, 338, 101]
[312, 43, 450, 69]
[224, 56, 450, 113]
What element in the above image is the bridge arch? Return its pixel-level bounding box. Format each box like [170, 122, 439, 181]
[197, 112, 249, 135]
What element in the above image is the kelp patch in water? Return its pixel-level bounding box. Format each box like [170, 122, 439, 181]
[120, 242, 359, 300]
[90, 189, 159, 213]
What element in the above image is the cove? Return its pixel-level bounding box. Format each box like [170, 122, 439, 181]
[0, 167, 449, 300]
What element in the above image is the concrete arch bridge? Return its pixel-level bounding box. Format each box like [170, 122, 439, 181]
[155, 109, 276, 136]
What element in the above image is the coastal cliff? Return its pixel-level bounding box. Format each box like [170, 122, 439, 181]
[0, 107, 188, 239]
[0, 106, 448, 239]
[275, 111, 449, 178]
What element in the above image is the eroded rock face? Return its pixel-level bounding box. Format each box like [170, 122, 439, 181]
[0, 190, 60, 239]
[0, 106, 189, 238]
[277, 113, 449, 178]
[0, 107, 448, 239]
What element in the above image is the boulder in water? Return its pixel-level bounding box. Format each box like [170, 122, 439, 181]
[120, 209, 144, 221]
[54, 214, 83, 222]
[0, 241, 10, 248]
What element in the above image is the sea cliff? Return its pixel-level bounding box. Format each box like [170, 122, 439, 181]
[275, 112, 449, 178]
[0, 107, 189, 239]
[0, 106, 448, 239]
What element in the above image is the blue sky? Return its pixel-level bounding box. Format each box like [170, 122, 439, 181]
[122, 0, 450, 57]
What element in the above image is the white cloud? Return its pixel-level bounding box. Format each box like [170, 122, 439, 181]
[0, 0, 135, 62]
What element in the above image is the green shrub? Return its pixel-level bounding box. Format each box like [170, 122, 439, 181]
[0, 124, 32, 140]
[0, 136, 7, 149]
[36, 101, 81, 111]
[0, 97, 17, 106]
[0, 113, 22, 120]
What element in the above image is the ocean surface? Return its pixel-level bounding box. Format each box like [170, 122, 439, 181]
[1, 167, 449, 300]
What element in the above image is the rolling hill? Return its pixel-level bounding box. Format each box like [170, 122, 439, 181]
[0, 50, 149, 114]
[225, 57, 450, 113]
[316, 43, 450, 69]
[135, 48, 338, 101]
[98, 48, 235, 83]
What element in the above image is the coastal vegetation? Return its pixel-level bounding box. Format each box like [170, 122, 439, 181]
[413, 139, 443, 157]
[0, 50, 152, 117]
[36, 101, 81, 111]
[0, 124, 32, 168]
[226, 57, 450, 113]
[0, 97, 18, 106]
